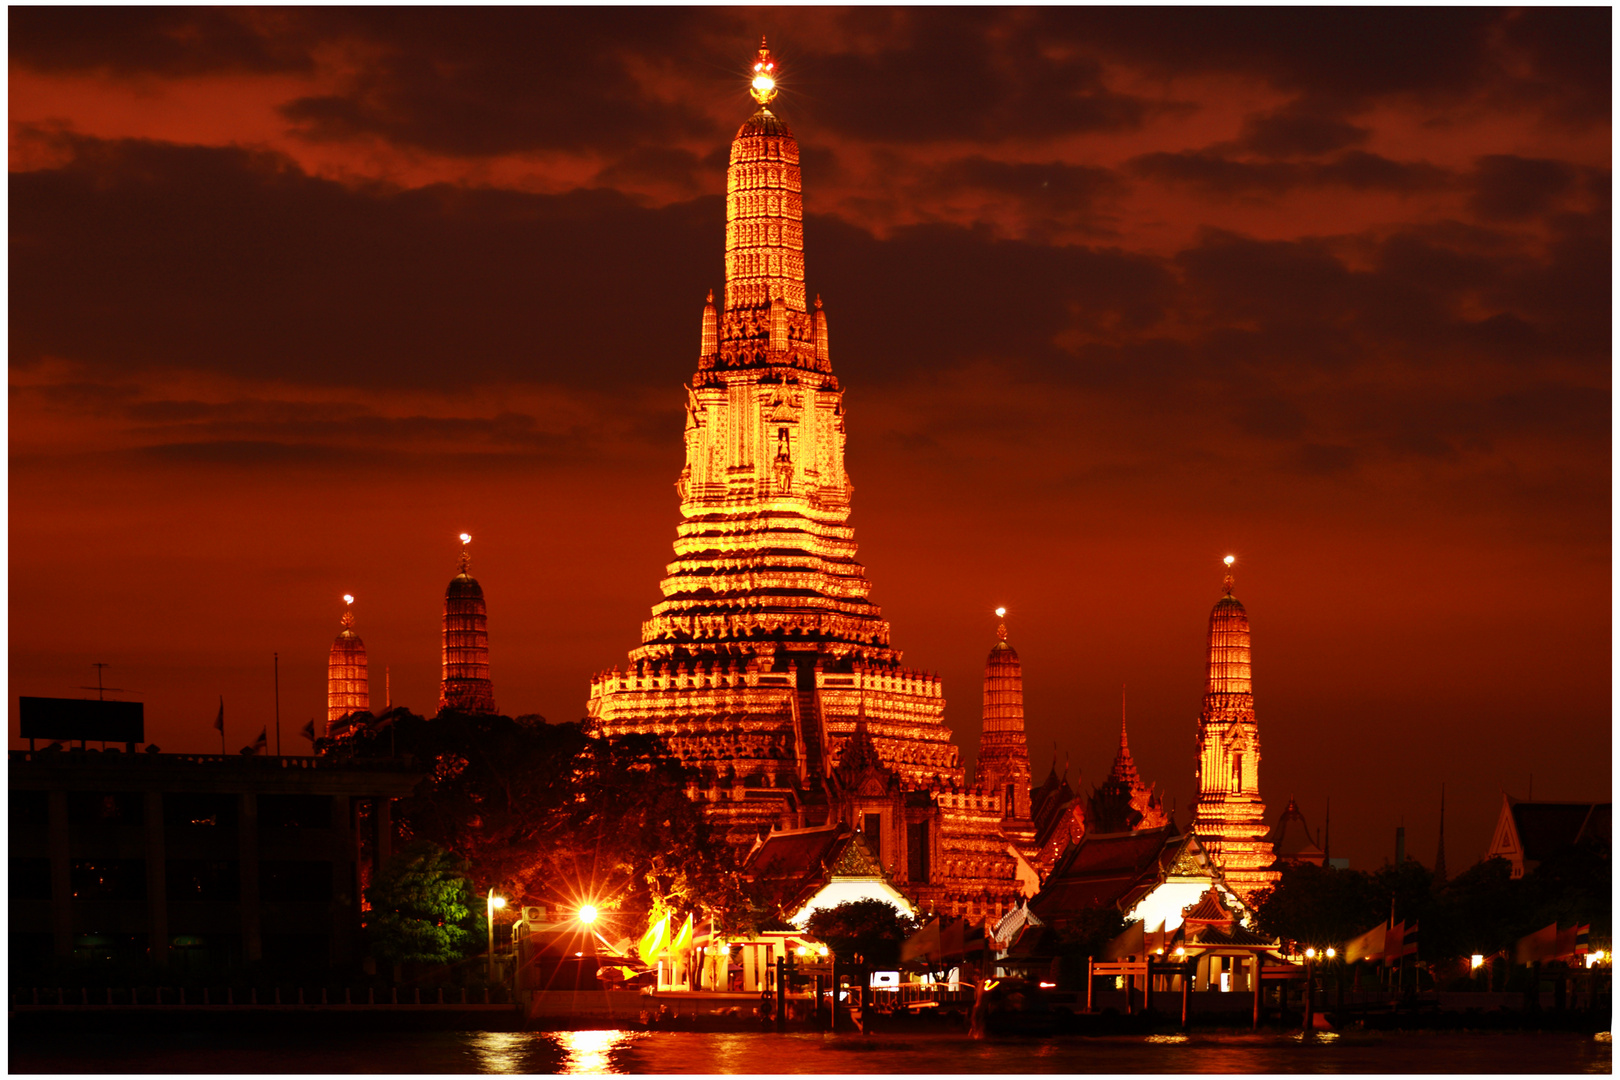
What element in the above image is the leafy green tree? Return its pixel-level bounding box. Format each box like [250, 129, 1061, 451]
[365, 843, 483, 964]
[806, 899, 916, 966]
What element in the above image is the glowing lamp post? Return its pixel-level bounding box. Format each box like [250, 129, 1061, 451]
[1301, 946, 1334, 1030]
[486, 889, 506, 982]
[578, 904, 598, 926]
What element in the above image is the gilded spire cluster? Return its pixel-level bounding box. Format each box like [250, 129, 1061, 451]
[327, 594, 370, 732]
[1191, 556, 1277, 898]
[978, 608, 1034, 834]
[441, 533, 497, 715]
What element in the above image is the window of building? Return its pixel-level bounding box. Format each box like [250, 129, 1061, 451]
[863, 813, 883, 862]
[166, 860, 240, 903]
[67, 791, 143, 828]
[163, 793, 238, 829]
[1231, 753, 1243, 792]
[258, 794, 332, 830]
[10, 790, 49, 827]
[260, 860, 333, 903]
[906, 821, 929, 883]
[10, 858, 52, 900]
[70, 859, 146, 902]
[1005, 783, 1015, 817]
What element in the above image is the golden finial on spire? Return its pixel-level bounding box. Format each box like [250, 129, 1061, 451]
[341, 594, 355, 629]
[994, 606, 1008, 640]
[750, 36, 779, 105]
[1223, 554, 1236, 595]
[459, 532, 472, 573]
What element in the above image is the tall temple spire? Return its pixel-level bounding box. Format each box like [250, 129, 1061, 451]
[590, 40, 965, 862]
[327, 594, 369, 734]
[979, 607, 1034, 838]
[721, 36, 812, 326]
[441, 532, 496, 715]
[1091, 682, 1168, 833]
[1192, 555, 1277, 899]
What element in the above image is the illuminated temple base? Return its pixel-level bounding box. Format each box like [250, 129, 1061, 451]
[587, 55, 1030, 924]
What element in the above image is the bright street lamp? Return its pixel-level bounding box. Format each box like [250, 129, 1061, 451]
[578, 904, 598, 925]
[486, 888, 507, 982]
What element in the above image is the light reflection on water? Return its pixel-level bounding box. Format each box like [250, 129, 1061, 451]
[9, 1026, 1612, 1075]
[555, 1029, 640, 1074]
[469, 1031, 531, 1074]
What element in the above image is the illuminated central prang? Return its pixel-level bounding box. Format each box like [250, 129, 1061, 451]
[327, 594, 370, 734]
[587, 44, 1030, 924]
[1191, 557, 1278, 899]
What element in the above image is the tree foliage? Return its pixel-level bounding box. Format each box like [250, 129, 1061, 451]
[1254, 841, 1611, 960]
[805, 899, 917, 966]
[364, 842, 483, 964]
[328, 708, 744, 933]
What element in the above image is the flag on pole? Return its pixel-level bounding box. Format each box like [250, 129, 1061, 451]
[638, 913, 669, 966]
[301, 718, 317, 744]
[1576, 924, 1591, 956]
[1345, 920, 1387, 964]
[247, 727, 267, 755]
[1385, 920, 1406, 962]
[1401, 921, 1420, 958]
[671, 913, 694, 956]
[1554, 923, 1579, 960]
[1514, 922, 1559, 965]
[214, 697, 225, 733]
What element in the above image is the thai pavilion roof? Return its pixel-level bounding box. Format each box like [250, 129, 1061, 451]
[1028, 825, 1178, 920]
[1507, 798, 1610, 862]
[1186, 922, 1277, 948]
[742, 822, 850, 917]
[1181, 887, 1237, 926]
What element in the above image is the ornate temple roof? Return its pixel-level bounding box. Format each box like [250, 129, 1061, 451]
[737, 106, 792, 139]
[1029, 824, 1178, 919]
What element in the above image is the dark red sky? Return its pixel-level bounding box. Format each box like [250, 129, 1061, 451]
[9, 8, 1611, 873]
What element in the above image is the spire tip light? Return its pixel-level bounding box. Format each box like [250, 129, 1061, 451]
[994, 606, 1006, 618]
[460, 532, 472, 546]
[749, 37, 778, 104]
[1223, 555, 1235, 567]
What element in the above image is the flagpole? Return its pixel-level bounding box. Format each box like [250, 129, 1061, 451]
[274, 652, 282, 756]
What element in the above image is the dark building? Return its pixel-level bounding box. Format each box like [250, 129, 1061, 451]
[1486, 794, 1611, 879]
[10, 747, 419, 979]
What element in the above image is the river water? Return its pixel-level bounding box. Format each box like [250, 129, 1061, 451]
[9, 1028, 1612, 1073]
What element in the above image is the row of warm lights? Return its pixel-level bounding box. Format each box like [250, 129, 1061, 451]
[794, 944, 832, 958]
[486, 894, 600, 925]
[1304, 947, 1336, 960]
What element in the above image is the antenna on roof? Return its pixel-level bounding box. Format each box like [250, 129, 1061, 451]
[78, 662, 129, 701]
